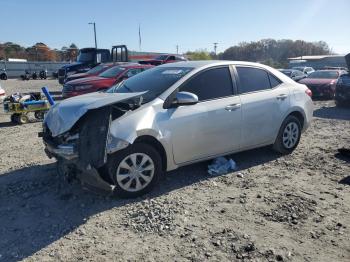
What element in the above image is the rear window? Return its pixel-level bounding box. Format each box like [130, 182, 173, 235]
[307, 71, 339, 79]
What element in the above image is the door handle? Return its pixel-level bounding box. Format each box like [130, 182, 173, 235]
[276, 94, 288, 100]
[225, 103, 241, 111]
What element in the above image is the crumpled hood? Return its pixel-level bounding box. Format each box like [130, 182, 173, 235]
[44, 91, 145, 137]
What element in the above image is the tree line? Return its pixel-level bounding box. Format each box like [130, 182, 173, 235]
[2, 39, 333, 67]
[0, 42, 79, 62]
[186, 39, 332, 68]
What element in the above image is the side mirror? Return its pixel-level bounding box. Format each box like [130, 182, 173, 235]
[172, 91, 198, 107]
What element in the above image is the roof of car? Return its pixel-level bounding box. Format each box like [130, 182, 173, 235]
[280, 69, 298, 72]
[160, 60, 271, 69]
[108, 63, 153, 69]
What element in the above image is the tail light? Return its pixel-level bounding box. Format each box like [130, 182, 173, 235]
[305, 88, 312, 97]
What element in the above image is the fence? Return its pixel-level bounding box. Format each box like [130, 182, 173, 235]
[0, 61, 70, 78]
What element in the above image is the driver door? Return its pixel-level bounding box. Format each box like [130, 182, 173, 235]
[166, 66, 242, 164]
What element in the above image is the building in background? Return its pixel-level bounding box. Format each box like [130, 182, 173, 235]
[288, 55, 347, 70]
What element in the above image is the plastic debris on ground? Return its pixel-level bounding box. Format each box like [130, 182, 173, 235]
[208, 156, 237, 176]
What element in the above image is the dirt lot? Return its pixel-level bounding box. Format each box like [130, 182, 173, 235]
[0, 79, 349, 262]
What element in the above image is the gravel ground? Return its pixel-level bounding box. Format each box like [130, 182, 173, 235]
[0, 79, 349, 262]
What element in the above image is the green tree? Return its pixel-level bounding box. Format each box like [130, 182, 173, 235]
[219, 39, 332, 68]
[186, 50, 212, 60]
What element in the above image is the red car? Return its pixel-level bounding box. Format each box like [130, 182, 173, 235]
[138, 54, 187, 66]
[64, 63, 114, 83]
[62, 63, 153, 98]
[298, 70, 347, 99]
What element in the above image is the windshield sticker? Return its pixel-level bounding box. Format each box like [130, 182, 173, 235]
[162, 70, 184, 75]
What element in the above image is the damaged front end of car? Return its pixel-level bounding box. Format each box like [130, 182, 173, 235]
[39, 92, 145, 195]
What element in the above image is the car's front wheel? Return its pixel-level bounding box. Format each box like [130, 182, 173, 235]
[107, 143, 162, 198]
[273, 115, 301, 154]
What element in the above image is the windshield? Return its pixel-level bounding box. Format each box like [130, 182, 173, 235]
[99, 66, 125, 78]
[106, 66, 193, 103]
[292, 67, 304, 71]
[154, 55, 168, 60]
[307, 71, 339, 79]
[77, 51, 95, 62]
[87, 64, 106, 74]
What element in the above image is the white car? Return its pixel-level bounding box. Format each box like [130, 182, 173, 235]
[0, 84, 6, 103]
[292, 66, 315, 75]
[42, 61, 314, 197]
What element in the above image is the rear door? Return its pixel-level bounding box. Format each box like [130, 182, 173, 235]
[168, 66, 242, 164]
[235, 66, 290, 148]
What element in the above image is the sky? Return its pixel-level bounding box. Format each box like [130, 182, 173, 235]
[1, 0, 349, 54]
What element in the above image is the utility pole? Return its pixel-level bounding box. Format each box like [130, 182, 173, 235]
[213, 42, 218, 56]
[88, 22, 97, 48]
[176, 45, 179, 54]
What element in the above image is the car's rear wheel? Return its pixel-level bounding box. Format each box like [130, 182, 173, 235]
[273, 115, 301, 154]
[107, 143, 162, 198]
[1, 73, 7, 80]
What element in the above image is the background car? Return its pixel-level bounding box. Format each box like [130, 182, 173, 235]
[62, 63, 153, 98]
[335, 73, 350, 106]
[44, 61, 313, 197]
[138, 54, 187, 66]
[0, 84, 6, 102]
[279, 69, 307, 82]
[292, 66, 315, 75]
[298, 70, 347, 99]
[0, 69, 8, 80]
[65, 63, 114, 83]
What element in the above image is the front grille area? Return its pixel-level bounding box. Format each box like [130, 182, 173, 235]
[63, 84, 73, 92]
[42, 124, 62, 147]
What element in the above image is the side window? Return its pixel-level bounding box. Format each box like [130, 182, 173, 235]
[181, 67, 233, 101]
[168, 56, 175, 61]
[236, 67, 271, 94]
[268, 73, 281, 88]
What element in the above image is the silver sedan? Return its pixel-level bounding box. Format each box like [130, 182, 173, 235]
[42, 60, 313, 197]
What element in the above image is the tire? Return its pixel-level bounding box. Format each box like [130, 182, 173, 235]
[18, 114, 29, 124]
[106, 143, 162, 198]
[1, 73, 7, 80]
[34, 111, 45, 120]
[10, 114, 17, 123]
[273, 115, 301, 154]
[335, 99, 345, 107]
